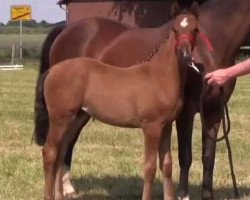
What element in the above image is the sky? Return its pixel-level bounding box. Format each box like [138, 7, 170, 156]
[0, 0, 66, 24]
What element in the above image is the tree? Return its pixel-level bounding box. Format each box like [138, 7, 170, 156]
[39, 20, 50, 27]
[6, 20, 19, 26]
[6, 19, 38, 27]
[23, 20, 38, 27]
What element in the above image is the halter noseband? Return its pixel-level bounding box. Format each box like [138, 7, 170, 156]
[176, 32, 214, 52]
[175, 34, 195, 49]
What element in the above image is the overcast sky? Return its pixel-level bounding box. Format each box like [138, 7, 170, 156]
[0, 0, 66, 24]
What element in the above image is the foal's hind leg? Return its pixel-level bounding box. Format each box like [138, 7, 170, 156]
[158, 123, 174, 200]
[62, 110, 90, 197]
[142, 122, 163, 200]
[43, 120, 72, 200]
[54, 111, 91, 199]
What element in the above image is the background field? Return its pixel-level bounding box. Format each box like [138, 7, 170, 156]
[0, 60, 249, 200]
[0, 34, 46, 61]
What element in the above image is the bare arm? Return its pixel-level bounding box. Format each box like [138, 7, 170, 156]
[204, 58, 250, 86]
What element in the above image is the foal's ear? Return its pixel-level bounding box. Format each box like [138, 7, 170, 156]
[171, 1, 181, 18]
[190, 1, 199, 17]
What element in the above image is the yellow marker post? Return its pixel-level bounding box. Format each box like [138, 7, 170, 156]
[10, 5, 32, 59]
[11, 5, 31, 21]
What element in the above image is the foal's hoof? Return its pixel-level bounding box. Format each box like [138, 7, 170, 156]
[63, 175, 76, 199]
[63, 183, 77, 199]
[64, 192, 77, 199]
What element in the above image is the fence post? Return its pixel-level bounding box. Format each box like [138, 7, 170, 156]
[19, 20, 23, 59]
[11, 44, 16, 65]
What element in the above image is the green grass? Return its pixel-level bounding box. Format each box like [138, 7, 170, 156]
[0, 34, 46, 60]
[0, 34, 46, 48]
[0, 60, 249, 199]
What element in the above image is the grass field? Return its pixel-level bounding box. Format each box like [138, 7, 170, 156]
[0, 34, 46, 61]
[0, 60, 249, 200]
[0, 34, 46, 48]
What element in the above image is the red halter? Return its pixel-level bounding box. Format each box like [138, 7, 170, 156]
[175, 34, 195, 49]
[175, 33, 214, 52]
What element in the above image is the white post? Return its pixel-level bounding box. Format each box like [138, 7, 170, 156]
[19, 20, 23, 59]
[11, 44, 16, 65]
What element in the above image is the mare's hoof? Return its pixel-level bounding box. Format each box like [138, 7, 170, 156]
[178, 195, 190, 200]
[202, 190, 214, 200]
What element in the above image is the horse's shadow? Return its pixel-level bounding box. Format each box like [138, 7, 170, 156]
[71, 175, 250, 200]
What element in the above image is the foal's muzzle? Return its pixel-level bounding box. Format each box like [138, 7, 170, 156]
[175, 34, 195, 65]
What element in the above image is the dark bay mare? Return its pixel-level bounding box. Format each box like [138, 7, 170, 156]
[41, 12, 199, 200]
[34, 0, 250, 199]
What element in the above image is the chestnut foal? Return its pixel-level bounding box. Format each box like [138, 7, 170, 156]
[42, 12, 198, 200]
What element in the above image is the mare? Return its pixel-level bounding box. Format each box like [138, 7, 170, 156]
[40, 11, 199, 200]
[34, 0, 250, 199]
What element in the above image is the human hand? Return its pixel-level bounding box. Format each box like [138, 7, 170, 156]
[204, 69, 230, 86]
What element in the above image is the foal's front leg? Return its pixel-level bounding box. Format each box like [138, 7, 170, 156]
[142, 122, 163, 200]
[158, 123, 174, 200]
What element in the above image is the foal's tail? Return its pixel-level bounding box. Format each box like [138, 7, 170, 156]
[33, 25, 65, 146]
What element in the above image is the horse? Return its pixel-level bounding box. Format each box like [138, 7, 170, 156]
[34, 0, 250, 199]
[40, 10, 199, 200]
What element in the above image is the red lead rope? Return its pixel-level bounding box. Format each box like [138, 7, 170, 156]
[198, 32, 214, 51]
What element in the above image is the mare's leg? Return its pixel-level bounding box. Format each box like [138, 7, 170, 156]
[176, 102, 197, 200]
[142, 122, 163, 200]
[62, 110, 91, 197]
[158, 123, 174, 200]
[201, 103, 223, 200]
[42, 119, 72, 200]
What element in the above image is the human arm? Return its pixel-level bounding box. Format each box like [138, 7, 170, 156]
[204, 58, 250, 86]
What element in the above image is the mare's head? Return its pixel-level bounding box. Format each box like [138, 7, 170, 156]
[171, 2, 199, 65]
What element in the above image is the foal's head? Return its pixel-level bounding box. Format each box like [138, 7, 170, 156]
[171, 2, 199, 65]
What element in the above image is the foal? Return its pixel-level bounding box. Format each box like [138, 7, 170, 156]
[42, 12, 198, 200]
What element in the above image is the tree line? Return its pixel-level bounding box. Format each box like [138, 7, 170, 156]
[1, 20, 53, 28]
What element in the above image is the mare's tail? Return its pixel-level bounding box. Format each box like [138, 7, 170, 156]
[33, 25, 65, 146]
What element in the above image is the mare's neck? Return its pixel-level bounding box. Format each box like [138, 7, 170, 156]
[199, 0, 250, 64]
